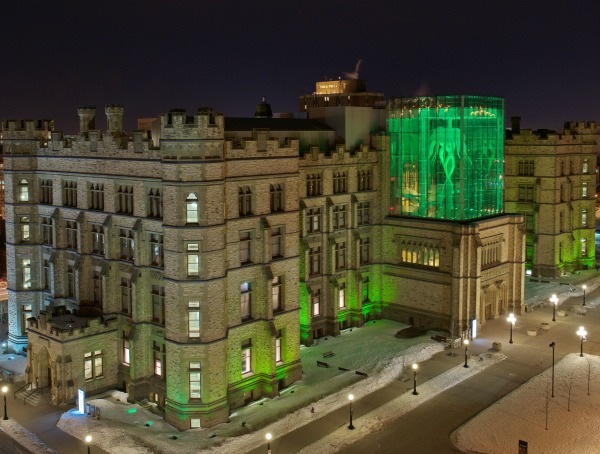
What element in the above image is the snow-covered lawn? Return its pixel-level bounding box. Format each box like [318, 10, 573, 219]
[452, 353, 600, 454]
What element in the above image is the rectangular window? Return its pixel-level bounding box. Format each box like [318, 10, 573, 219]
[241, 282, 251, 320]
[307, 208, 322, 233]
[360, 238, 370, 265]
[333, 172, 347, 194]
[151, 285, 165, 325]
[271, 227, 283, 259]
[117, 185, 134, 214]
[66, 220, 78, 250]
[335, 242, 346, 271]
[92, 270, 102, 303]
[189, 362, 201, 399]
[119, 229, 135, 262]
[333, 205, 347, 230]
[41, 179, 53, 204]
[312, 289, 321, 317]
[240, 231, 252, 264]
[153, 342, 165, 378]
[241, 339, 252, 374]
[270, 184, 284, 212]
[275, 331, 283, 364]
[518, 184, 534, 202]
[88, 183, 104, 210]
[582, 182, 588, 198]
[338, 284, 346, 309]
[186, 193, 199, 223]
[41, 217, 53, 245]
[238, 186, 252, 216]
[22, 259, 32, 289]
[362, 275, 370, 302]
[20, 216, 30, 241]
[121, 277, 132, 314]
[582, 209, 588, 227]
[84, 350, 103, 380]
[148, 188, 163, 219]
[43, 259, 51, 290]
[582, 238, 588, 256]
[67, 263, 75, 297]
[309, 246, 322, 276]
[357, 170, 372, 191]
[306, 174, 322, 196]
[149, 233, 164, 267]
[18, 179, 29, 202]
[187, 243, 200, 276]
[188, 301, 201, 338]
[122, 337, 130, 366]
[357, 202, 370, 226]
[583, 159, 589, 174]
[272, 276, 282, 312]
[91, 224, 105, 255]
[63, 181, 77, 207]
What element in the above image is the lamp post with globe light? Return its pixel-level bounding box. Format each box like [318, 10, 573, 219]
[265, 432, 272, 454]
[463, 339, 470, 368]
[577, 326, 587, 357]
[412, 363, 419, 395]
[85, 435, 92, 454]
[507, 313, 516, 344]
[550, 294, 559, 322]
[2, 386, 8, 420]
[347, 394, 355, 430]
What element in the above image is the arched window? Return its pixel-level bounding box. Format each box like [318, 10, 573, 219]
[18, 179, 29, 202]
[186, 193, 199, 223]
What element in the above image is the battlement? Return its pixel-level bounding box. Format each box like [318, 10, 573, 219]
[160, 108, 224, 140]
[563, 121, 597, 135]
[1, 119, 53, 134]
[28, 311, 117, 342]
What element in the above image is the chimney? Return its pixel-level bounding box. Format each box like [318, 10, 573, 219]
[77, 106, 96, 134]
[510, 117, 521, 134]
[105, 105, 125, 135]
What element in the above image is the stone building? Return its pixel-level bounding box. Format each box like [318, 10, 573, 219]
[0, 81, 528, 430]
[505, 118, 597, 277]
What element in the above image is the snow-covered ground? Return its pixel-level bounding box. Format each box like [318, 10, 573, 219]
[0, 419, 58, 454]
[453, 354, 600, 454]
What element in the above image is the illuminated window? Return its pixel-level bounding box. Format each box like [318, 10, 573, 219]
[149, 233, 163, 267]
[582, 209, 588, 227]
[275, 331, 283, 364]
[186, 243, 200, 276]
[312, 289, 321, 317]
[307, 208, 321, 233]
[18, 179, 29, 202]
[272, 276, 282, 312]
[270, 184, 284, 212]
[582, 238, 588, 256]
[186, 193, 198, 223]
[21, 259, 31, 289]
[122, 337, 130, 366]
[190, 419, 201, 429]
[583, 159, 589, 174]
[241, 282, 251, 320]
[119, 228, 135, 262]
[188, 301, 200, 338]
[338, 283, 346, 309]
[241, 339, 252, 374]
[84, 350, 103, 380]
[153, 342, 165, 378]
[582, 182, 588, 198]
[20, 216, 30, 241]
[189, 362, 201, 399]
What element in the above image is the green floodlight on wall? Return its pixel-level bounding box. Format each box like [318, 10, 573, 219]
[387, 95, 505, 222]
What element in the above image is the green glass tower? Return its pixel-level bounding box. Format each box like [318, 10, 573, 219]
[388, 96, 504, 221]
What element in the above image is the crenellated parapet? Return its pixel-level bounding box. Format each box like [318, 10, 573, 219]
[27, 312, 118, 342]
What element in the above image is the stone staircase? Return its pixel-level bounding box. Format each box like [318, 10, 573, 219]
[15, 386, 52, 406]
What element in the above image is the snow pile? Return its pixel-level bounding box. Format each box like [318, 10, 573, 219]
[452, 354, 600, 454]
[0, 419, 58, 454]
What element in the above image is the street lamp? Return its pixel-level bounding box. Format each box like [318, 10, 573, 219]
[577, 326, 587, 357]
[2, 386, 7, 420]
[85, 435, 92, 454]
[412, 363, 419, 395]
[463, 339, 470, 368]
[549, 342, 556, 398]
[347, 394, 355, 430]
[583, 285, 587, 306]
[550, 294, 559, 322]
[507, 313, 516, 344]
[265, 432, 272, 454]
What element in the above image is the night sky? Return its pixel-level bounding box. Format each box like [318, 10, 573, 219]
[2, 1, 599, 134]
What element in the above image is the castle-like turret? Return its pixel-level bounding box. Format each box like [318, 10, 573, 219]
[105, 104, 124, 135]
[77, 106, 96, 134]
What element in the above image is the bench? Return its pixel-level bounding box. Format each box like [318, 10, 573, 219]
[316, 360, 330, 368]
[322, 351, 335, 358]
